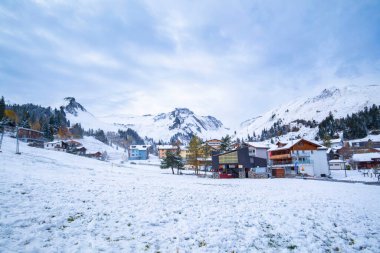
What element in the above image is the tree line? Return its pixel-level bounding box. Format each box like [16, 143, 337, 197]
[317, 104, 380, 140]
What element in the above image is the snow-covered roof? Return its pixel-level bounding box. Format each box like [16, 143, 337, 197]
[329, 159, 346, 163]
[268, 138, 324, 151]
[245, 142, 270, 149]
[157, 145, 177, 150]
[330, 139, 343, 144]
[352, 153, 380, 162]
[18, 127, 44, 134]
[348, 135, 380, 145]
[130, 145, 150, 151]
[45, 141, 62, 144]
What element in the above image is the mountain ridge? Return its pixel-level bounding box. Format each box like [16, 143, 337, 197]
[237, 84, 380, 141]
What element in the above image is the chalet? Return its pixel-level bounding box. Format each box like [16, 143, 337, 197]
[71, 146, 87, 156]
[157, 145, 178, 159]
[45, 141, 68, 152]
[212, 147, 267, 178]
[351, 153, 380, 170]
[86, 151, 102, 159]
[338, 146, 380, 160]
[66, 140, 82, 148]
[17, 127, 44, 143]
[129, 145, 150, 160]
[348, 136, 380, 149]
[268, 138, 329, 178]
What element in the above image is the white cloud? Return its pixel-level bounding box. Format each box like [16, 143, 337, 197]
[1, 0, 379, 130]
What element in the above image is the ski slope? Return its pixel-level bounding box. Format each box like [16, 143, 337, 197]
[0, 136, 379, 252]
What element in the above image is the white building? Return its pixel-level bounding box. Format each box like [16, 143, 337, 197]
[245, 142, 270, 160]
[268, 139, 330, 177]
[44, 141, 67, 152]
[328, 159, 346, 170]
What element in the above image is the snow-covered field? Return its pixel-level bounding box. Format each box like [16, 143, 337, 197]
[1, 136, 379, 252]
[330, 170, 379, 183]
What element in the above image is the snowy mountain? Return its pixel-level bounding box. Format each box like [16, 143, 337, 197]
[62, 98, 228, 142]
[63, 97, 87, 116]
[100, 108, 229, 142]
[238, 85, 380, 140]
[63, 97, 119, 132]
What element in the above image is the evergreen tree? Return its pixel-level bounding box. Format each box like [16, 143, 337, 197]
[0, 96, 5, 120]
[160, 150, 184, 175]
[220, 134, 232, 152]
[94, 129, 108, 144]
[71, 123, 84, 138]
[42, 122, 54, 141]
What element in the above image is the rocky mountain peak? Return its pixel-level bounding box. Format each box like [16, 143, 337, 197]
[63, 97, 86, 116]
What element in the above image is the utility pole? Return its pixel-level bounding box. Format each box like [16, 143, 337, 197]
[341, 155, 346, 177]
[16, 126, 21, 154]
[0, 125, 4, 153]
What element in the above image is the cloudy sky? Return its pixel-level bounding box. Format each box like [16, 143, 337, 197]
[1, 0, 379, 128]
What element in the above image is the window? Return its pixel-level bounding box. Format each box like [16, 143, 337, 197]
[219, 151, 238, 164]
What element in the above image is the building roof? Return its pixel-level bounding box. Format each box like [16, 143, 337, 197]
[328, 159, 346, 163]
[348, 135, 380, 145]
[45, 141, 62, 145]
[330, 138, 342, 144]
[268, 138, 324, 152]
[206, 139, 221, 143]
[130, 145, 150, 151]
[352, 153, 380, 162]
[212, 147, 246, 157]
[157, 145, 177, 150]
[18, 127, 44, 134]
[245, 142, 270, 149]
[66, 140, 82, 145]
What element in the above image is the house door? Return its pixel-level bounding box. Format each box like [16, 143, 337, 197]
[272, 168, 285, 178]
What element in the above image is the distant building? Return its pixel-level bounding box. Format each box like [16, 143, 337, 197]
[45, 141, 68, 152]
[348, 136, 380, 149]
[268, 138, 329, 178]
[157, 145, 178, 159]
[351, 153, 380, 170]
[330, 138, 343, 149]
[129, 145, 150, 160]
[326, 148, 340, 161]
[17, 127, 44, 143]
[245, 142, 270, 160]
[328, 159, 346, 170]
[205, 139, 222, 150]
[179, 146, 190, 161]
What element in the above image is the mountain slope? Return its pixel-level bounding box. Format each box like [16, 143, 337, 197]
[62, 98, 228, 142]
[100, 108, 229, 142]
[63, 97, 118, 132]
[238, 85, 380, 140]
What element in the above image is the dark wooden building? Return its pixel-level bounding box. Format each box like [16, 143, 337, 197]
[17, 127, 44, 142]
[212, 147, 267, 178]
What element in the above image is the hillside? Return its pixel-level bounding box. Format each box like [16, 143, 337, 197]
[63, 98, 228, 142]
[238, 85, 380, 141]
[99, 108, 229, 142]
[63, 97, 118, 133]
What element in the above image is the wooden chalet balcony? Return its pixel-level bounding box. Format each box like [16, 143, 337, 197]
[269, 154, 291, 160]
